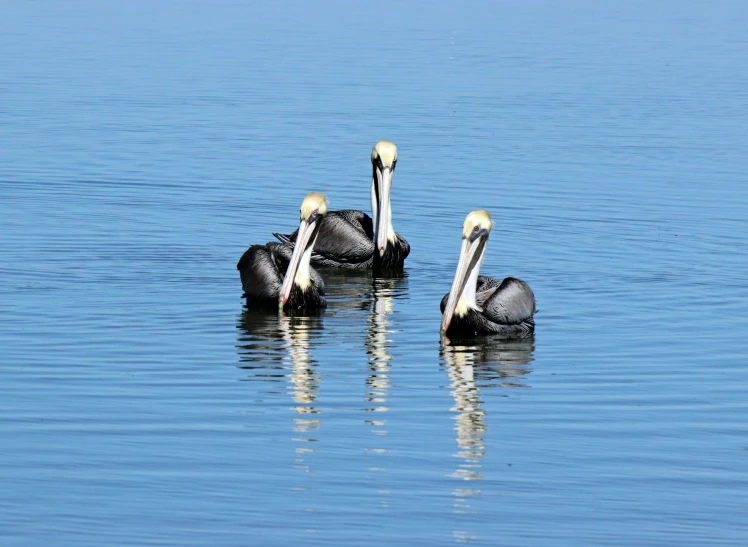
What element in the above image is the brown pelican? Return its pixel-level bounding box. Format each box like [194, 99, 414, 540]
[440, 210, 536, 337]
[237, 192, 328, 311]
[274, 141, 410, 270]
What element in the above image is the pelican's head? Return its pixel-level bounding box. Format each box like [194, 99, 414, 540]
[371, 140, 398, 256]
[279, 192, 328, 308]
[299, 191, 328, 221]
[440, 210, 493, 335]
[461, 210, 493, 239]
[372, 140, 398, 169]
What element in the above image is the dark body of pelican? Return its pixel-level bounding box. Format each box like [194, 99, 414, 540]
[440, 210, 536, 338]
[275, 141, 410, 270]
[238, 193, 328, 311]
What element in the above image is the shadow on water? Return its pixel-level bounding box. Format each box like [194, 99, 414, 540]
[439, 335, 535, 542]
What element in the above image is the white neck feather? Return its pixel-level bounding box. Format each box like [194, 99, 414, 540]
[371, 176, 396, 243]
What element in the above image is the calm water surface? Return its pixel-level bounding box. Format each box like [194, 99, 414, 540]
[2, 1, 747, 545]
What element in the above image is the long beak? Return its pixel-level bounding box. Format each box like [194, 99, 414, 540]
[440, 236, 484, 335]
[278, 218, 317, 308]
[375, 166, 393, 256]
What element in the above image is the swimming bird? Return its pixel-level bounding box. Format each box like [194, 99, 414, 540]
[440, 210, 536, 337]
[237, 192, 328, 311]
[274, 141, 410, 270]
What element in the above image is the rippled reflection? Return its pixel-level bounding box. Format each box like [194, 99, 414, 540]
[365, 274, 408, 435]
[236, 309, 324, 470]
[440, 336, 535, 541]
[362, 273, 407, 509]
[235, 272, 408, 498]
[321, 270, 377, 313]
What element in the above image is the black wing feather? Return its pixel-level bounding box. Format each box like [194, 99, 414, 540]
[440, 275, 536, 337]
[481, 276, 536, 324]
[274, 210, 376, 267]
[237, 243, 289, 301]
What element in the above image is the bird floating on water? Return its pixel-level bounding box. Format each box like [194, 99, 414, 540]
[275, 140, 410, 271]
[440, 210, 536, 338]
[237, 192, 328, 311]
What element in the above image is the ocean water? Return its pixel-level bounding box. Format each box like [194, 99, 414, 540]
[1, 1, 747, 545]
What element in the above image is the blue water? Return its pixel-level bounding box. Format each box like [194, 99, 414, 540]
[2, 1, 748, 545]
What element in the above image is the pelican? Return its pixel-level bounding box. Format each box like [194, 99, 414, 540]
[440, 210, 536, 337]
[237, 192, 328, 311]
[274, 140, 410, 270]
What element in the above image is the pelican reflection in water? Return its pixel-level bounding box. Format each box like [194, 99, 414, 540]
[236, 310, 324, 469]
[238, 192, 329, 311]
[275, 141, 410, 271]
[364, 273, 408, 433]
[235, 273, 408, 477]
[441, 336, 535, 539]
[441, 210, 536, 337]
[359, 273, 408, 510]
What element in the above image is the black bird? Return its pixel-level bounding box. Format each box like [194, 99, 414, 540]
[275, 140, 410, 270]
[440, 210, 536, 337]
[238, 192, 328, 311]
